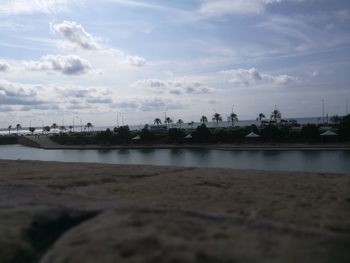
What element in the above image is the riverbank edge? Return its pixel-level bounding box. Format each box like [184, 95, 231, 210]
[35, 146, 350, 151]
[10, 135, 350, 151]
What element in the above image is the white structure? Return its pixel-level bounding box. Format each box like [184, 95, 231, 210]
[132, 135, 141, 140]
[245, 132, 260, 138]
[320, 130, 338, 136]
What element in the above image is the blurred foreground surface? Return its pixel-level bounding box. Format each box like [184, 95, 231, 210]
[0, 160, 349, 263]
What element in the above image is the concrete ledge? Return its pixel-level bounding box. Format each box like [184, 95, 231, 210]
[18, 136, 41, 148]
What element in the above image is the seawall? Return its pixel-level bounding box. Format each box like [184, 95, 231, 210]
[17, 136, 41, 148]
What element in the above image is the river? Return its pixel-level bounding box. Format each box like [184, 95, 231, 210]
[0, 145, 349, 173]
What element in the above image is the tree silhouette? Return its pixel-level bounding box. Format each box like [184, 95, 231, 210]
[200, 115, 208, 124]
[177, 119, 184, 128]
[8, 125, 12, 135]
[256, 113, 265, 125]
[16, 124, 21, 134]
[154, 118, 162, 126]
[29, 127, 36, 135]
[212, 113, 222, 127]
[270, 109, 282, 123]
[227, 113, 238, 127]
[86, 122, 93, 132]
[164, 117, 173, 127]
[188, 121, 195, 129]
[43, 126, 51, 133]
[51, 123, 58, 132]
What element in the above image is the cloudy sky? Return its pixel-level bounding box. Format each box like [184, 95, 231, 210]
[0, 0, 349, 127]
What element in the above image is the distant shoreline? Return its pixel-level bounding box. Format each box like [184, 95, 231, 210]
[15, 136, 350, 151]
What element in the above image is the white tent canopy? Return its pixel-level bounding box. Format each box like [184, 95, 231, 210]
[184, 134, 192, 139]
[245, 132, 260, 138]
[320, 130, 338, 136]
[132, 135, 141, 140]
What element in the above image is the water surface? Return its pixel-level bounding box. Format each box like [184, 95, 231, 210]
[0, 145, 349, 173]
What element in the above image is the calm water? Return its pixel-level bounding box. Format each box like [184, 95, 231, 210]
[0, 145, 349, 173]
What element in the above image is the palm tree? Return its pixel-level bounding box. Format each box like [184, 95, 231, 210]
[164, 117, 173, 127]
[200, 115, 208, 124]
[177, 119, 184, 128]
[256, 113, 265, 124]
[16, 124, 21, 134]
[257, 113, 265, 121]
[51, 123, 58, 132]
[154, 118, 162, 126]
[188, 121, 195, 129]
[270, 109, 282, 123]
[212, 113, 222, 127]
[29, 127, 36, 135]
[86, 122, 93, 132]
[43, 126, 51, 133]
[8, 125, 12, 135]
[227, 113, 238, 127]
[68, 125, 73, 132]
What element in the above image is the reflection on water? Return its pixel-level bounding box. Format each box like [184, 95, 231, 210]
[0, 145, 349, 173]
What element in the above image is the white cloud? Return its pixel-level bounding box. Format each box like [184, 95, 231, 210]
[125, 55, 146, 67]
[23, 54, 92, 75]
[134, 79, 215, 95]
[0, 60, 11, 72]
[199, 0, 285, 16]
[51, 21, 100, 50]
[51, 21, 147, 67]
[114, 97, 185, 111]
[0, 0, 69, 15]
[220, 68, 296, 87]
[134, 79, 167, 88]
[0, 79, 49, 109]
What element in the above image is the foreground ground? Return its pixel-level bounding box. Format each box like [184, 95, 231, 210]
[0, 160, 349, 262]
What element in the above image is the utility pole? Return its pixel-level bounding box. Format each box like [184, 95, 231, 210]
[322, 99, 325, 124]
[346, 100, 349, 115]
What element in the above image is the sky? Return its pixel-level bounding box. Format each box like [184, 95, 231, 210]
[0, 0, 350, 128]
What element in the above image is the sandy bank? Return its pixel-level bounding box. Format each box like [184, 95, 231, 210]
[0, 160, 349, 262]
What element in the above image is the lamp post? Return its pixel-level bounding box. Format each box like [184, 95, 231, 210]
[322, 99, 325, 124]
[118, 112, 124, 126]
[73, 116, 83, 132]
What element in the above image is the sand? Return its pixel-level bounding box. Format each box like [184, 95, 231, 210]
[0, 160, 349, 262]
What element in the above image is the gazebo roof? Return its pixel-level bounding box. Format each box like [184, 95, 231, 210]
[320, 130, 338, 136]
[132, 135, 141, 140]
[245, 132, 260, 138]
[184, 134, 192, 139]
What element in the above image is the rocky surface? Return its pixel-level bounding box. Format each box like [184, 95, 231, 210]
[0, 160, 349, 262]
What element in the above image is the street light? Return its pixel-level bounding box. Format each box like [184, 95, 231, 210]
[73, 116, 83, 132]
[322, 99, 325, 124]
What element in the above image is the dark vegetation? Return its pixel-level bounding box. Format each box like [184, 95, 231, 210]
[50, 114, 350, 146]
[0, 135, 18, 145]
